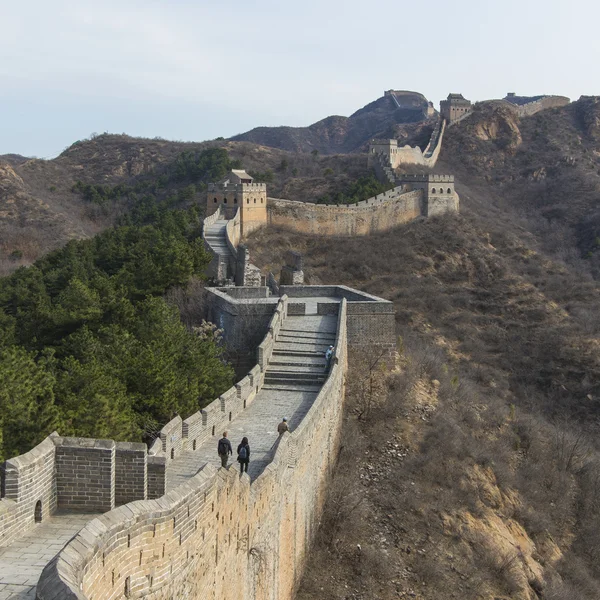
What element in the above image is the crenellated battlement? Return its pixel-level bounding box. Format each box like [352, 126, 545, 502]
[207, 182, 267, 192]
[401, 174, 455, 183]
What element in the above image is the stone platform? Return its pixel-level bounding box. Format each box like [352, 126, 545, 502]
[0, 513, 99, 600]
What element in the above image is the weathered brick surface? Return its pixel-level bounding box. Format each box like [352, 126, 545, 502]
[147, 456, 167, 500]
[159, 416, 183, 462]
[268, 190, 423, 237]
[54, 438, 115, 513]
[0, 435, 57, 548]
[115, 443, 147, 506]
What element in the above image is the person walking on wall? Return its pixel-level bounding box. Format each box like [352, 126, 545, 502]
[218, 431, 232, 467]
[325, 345, 334, 372]
[277, 417, 289, 435]
[237, 437, 250, 474]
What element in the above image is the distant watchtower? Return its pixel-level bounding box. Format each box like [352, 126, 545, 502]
[206, 169, 267, 237]
[440, 93, 472, 124]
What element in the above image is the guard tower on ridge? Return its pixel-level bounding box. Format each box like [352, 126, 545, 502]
[206, 169, 268, 237]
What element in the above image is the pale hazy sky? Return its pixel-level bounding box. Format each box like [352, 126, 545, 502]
[1, 0, 598, 157]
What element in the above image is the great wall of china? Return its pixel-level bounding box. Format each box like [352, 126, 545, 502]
[0, 89, 571, 600]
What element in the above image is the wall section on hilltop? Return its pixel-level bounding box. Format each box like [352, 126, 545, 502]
[268, 191, 423, 236]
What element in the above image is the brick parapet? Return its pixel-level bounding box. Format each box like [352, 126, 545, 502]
[208, 182, 267, 192]
[115, 442, 147, 506]
[159, 416, 183, 462]
[0, 434, 58, 548]
[54, 437, 116, 513]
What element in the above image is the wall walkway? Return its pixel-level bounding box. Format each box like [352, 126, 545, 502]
[0, 292, 355, 599]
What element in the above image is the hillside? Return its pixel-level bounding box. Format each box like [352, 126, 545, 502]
[438, 96, 600, 278]
[242, 96, 600, 599]
[247, 210, 600, 599]
[4, 91, 600, 597]
[230, 91, 435, 154]
[0, 135, 377, 274]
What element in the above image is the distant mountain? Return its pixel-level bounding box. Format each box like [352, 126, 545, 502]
[0, 154, 29, 166]
[230, 91, 436, 154]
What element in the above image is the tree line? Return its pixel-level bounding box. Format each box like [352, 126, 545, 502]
[0, 148, 240, 462]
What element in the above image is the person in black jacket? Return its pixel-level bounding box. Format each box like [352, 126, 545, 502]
[217, 432, 233, 467]
[237, 436, 250, 474]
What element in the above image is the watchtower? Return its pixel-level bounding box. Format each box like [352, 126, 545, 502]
[440, 93, 472, 124]
[398, 174, 459, 216]
[206, 169, 268, 237]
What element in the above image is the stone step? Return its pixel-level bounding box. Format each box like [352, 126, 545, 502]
[268, 357, 324, 368]
[266, 364, 326, 373]
[272, 349, 324, 358]
[273, 344, 329, 356]
[277, 331, 336, 342]
[265, 371, 327, 382]
[275, 337, 330, 346]
[261, 384, 322, 393]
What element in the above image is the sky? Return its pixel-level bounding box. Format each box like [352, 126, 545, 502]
[1, 0, 598, 158]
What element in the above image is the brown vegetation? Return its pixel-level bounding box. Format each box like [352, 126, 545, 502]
[246, 206, 600, 598]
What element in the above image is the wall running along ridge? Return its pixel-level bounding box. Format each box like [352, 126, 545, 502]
[368, 118, 447, 169]
[35, 300, 349, 600]
[268, 190, 423, 236]
[503, 95, 570, 117]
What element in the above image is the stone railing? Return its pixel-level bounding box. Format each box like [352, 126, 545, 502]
[225, 207, 241, 258]
[202, 204, 223, 230]
[0, 434, 57, 548]
[35, 300, 348, 600]
[257, 295, 288, 371]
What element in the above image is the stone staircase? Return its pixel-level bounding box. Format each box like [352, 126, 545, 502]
[204, 219, 235, 279]
[263, 315, 337, 391]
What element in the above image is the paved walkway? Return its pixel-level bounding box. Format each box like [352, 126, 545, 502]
[0, 311, 339, 597]
[169, 313, 337, 485]
[0, 513, 99, 600]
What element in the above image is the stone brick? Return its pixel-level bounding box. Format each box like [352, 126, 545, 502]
[54, 438, 115, 513]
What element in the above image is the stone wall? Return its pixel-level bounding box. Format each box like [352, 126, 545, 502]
[54, 437, 116, 513]
[503, 95, 570, 117]
[268, 190, 423, 236]
[202, 206, 229, 282]
[0, 434, 57, 548]
[115, 442, 148, 506]
[35, 302, 349, 600]
[279, 285, 396, 351]
[204, 288, 280, 374]
[368, 118, 446, 170]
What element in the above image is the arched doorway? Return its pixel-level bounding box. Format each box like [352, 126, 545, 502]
[35, 500, 42, 523]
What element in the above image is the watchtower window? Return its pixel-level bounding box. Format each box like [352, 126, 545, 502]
[34, 500, 42, 523]
[234, 198, 237, 204]
[171, 448, 175, 460]
[261, 198, 264, 203]
[224, 198, 227, 204]
[247, 199, 250, 204]
[447, 188, 452, 193]
[254, 198, 256, 203]
[431, 188, 436, 194]
[213, 198, 217, 203]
